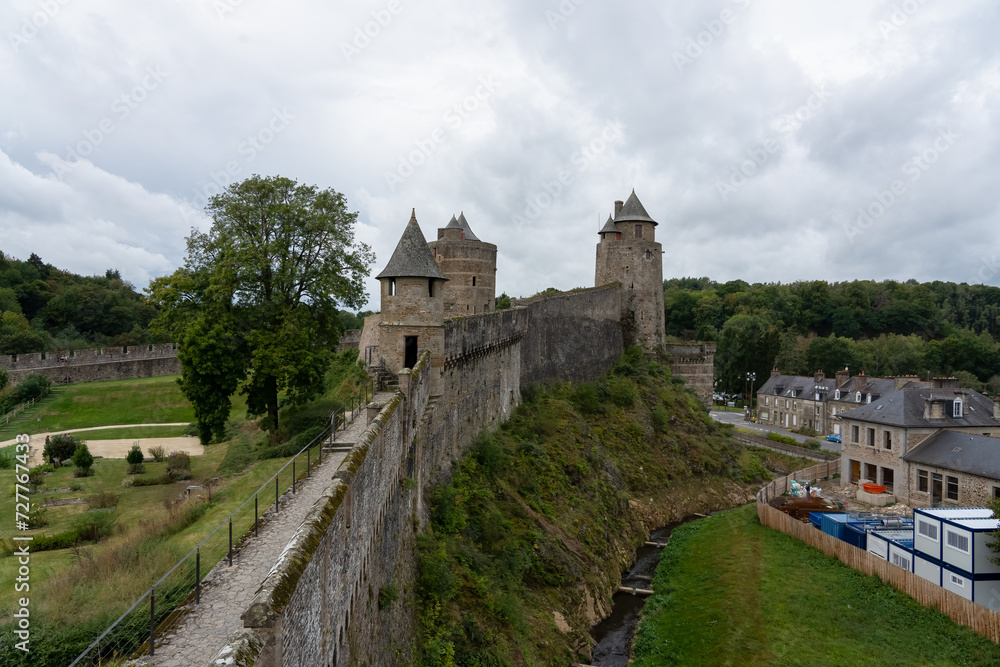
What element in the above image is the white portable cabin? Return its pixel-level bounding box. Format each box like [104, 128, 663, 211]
[912, 508, 994, 564]
[868, 530, 915, 573]
[941, 518, 1000, 577]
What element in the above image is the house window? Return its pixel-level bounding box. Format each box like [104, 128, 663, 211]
[815, 406, 820, 415]
[785, 399, 789, 408]
[946, 475, 959, 501]
[865, 463, 877, 482]
[793, 415, 798, 426]
[892, 552, 910, 570]
[994, 486, 1000, 500]
[765, 397, 769, 405]
[950, 573, 966, 588]
[835, 390, 841, 399]
[883, 431, 892, 449]
[946, 529, 970, 554]
[852, 425, 859, 443]
[918, 469, 928, 493]
[856, 392, 862, 402]
[634, 224, 642, 239]
[867, 395, 873, 404]
[793, 401, 798, 410]
[917, 519, 937, 541]
[867, 428, 875, 447]
[954, 400, 963, 418]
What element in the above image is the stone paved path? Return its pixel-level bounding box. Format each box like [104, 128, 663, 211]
[144, 398, 392, 667]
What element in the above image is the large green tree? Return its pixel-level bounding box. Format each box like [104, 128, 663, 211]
[149, 175, 374, 442]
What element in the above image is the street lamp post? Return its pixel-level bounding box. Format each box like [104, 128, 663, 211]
[745, 371, 757, 419]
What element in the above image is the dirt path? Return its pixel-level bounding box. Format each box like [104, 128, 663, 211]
[0, 424, 196, 465]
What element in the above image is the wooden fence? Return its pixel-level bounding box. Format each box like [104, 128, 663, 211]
[756, 463, 1000, 644]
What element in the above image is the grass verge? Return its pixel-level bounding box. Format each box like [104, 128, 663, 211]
[632, 504, 1000, 666]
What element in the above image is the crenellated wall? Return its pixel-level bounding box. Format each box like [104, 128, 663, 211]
[663, 342, 716, 408]
[516, 285, 624, 386]
[0, 344, 179, 384]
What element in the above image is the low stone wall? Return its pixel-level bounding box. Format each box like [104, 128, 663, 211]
[335, 330, 361, 353]
[516, 285, 624, 386]
[0, 344, 179, 384]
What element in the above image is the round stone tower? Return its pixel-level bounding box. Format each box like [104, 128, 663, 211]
[427, 211, 497, 317]
[375, 209, 448, 394]
[595, 190, 666, 350]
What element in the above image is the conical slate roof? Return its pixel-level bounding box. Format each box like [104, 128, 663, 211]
[375, 210, 448, 280]
[614, 189, 657, 226]
[599, 213, 618, 235]
[445, 214, 463, 229]
[457, 212, 480, 241]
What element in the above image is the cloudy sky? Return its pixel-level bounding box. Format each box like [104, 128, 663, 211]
[2, 0, 999, 309]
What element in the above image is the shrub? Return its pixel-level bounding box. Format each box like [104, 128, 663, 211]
[0, 444, 16, 470]
[131, 473, 174, 487]
[471, 432, 506, 477]
[13, 372, 51, 402]
[121, 476, 135, 488]
[44, 434, 81, 464]
[148, 444, 166, 462]
[766, 432, 799, 446]
[651, 404, 670, 433]
[29, 531, 79, 552]
[167, 451, 191, 473]
[27, 468, 45, 492]
[126, 443, 144, 465]
[72, 509, 118, 542]
[26, 503, 48, 529]
[72, 443, 94, 476]
[607, 377, 637, 407]
[571, 384, 605, 415]
[258, 426, 324, 460]
[69, 482, 83, 492]
[88, 489, 118, 509]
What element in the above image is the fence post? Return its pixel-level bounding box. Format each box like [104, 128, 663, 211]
[228, 519, 233, 567]
[196, 549, 201, 604]
[307, 448, 310, 477]
[275, 476, 279, 511]
[150, 588, 155, 656]
[293, 461, 296, 494]
[255, 494, 258, 538]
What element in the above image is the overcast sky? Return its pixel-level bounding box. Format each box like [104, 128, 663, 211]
[2, 0, 999, 310]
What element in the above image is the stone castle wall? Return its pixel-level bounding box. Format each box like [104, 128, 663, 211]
[663, 342, 716, 408]
[516, 285, 625, 386]
[0, 344, 179, 384]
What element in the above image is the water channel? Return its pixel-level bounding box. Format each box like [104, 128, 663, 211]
[588, 520, 688, 666]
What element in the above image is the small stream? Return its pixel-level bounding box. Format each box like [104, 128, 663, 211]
[589, 520, 688, 666]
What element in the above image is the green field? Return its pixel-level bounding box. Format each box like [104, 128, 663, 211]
[633, 505, 1000, 666]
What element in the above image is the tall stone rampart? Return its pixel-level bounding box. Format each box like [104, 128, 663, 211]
[0, 344, 179, 384]
[516, 285, 624, 386]
[663, 342, 716, 408]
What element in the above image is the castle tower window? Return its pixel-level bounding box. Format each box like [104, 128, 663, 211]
[472, 276, 476, 286]
[404, 336, 418, 369]
[428, 280, 434, 297]
[635, 224, 642, 239]
[389, 279, 395, 296]
[616, 232, 621, 240]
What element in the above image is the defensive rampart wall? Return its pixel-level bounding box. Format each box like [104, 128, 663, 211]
[0, 344, 179, 384]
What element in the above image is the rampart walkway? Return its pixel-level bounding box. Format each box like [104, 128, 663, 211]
[146, 398, 393, 667]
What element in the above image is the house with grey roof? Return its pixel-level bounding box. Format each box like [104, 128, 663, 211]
[903, 430, 1000, 508]
[756, 369, 837, 433]
[839, 380, 1000, 503]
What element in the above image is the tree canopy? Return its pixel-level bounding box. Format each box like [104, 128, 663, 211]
[149, 175, 374, 442]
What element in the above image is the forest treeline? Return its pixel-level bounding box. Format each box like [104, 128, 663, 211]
[665, 277, 1000, 396]
[0, 252, 371, 356]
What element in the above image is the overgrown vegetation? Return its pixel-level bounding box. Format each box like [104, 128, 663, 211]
[632, 505, 1000, 665]
[415, 348, 765, 665]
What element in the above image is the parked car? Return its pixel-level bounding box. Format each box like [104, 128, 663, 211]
[825, 433, 842, 443]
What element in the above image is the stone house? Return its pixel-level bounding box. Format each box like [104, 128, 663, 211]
[838, 382, 1000, 501]
[902, 430, 1000, 508]
[756, 370, 836, 432]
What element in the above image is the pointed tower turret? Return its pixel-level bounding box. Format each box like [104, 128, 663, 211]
[595, 190, 665, 350]
[376, 209, 447, 394]
[430, 210, 497, 317]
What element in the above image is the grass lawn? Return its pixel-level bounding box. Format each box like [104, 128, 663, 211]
[633, 504, 1000, 666]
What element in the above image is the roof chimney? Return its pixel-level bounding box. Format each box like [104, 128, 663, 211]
[614, 200, 624, 217]
[771, 367, 780, 378]
[933, 377, 960, 390]
[994, 399, 1000, 421]
[894, 376, 910, 391]
[836, 369, 850, 387]
[814, 370, 825, 383]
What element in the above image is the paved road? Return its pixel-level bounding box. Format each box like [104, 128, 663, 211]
[142, 394, 396, 667]
[710, 410, 842, 454]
